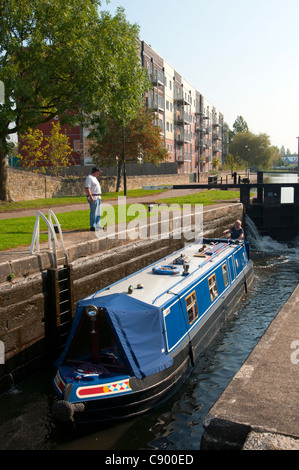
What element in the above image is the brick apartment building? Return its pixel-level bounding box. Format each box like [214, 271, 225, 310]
[141, 41, 229, 174]
[20, 40, 228, 174]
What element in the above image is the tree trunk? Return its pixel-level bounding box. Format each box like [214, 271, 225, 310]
[0, 136, 8, 201]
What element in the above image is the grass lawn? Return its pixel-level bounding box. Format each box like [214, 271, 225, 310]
[0, 206, 151, 251]
[0, 189, 240, 251]
[157, 189, 240, 205]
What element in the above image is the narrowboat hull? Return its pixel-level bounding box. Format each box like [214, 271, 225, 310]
[52, 239, 253, 425]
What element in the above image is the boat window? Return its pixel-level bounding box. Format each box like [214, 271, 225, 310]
[185, 291, 199, 324]
[222, 264, 228, 287]
[236, 258, 239, 269]
[208, 274, 218, 301]
[64, 309, 129, 375]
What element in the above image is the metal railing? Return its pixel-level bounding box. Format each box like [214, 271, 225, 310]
[30, 210, 68, 267]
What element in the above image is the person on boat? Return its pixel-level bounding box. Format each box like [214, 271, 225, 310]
[223, 220, 244, 240]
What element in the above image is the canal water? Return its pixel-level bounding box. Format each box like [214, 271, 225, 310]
[0, 173, 298, 450]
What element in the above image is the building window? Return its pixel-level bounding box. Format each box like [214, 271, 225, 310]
[208, 274, 218, 301]
[222, 264, 228, 287]
[166, 100, 169, 110]
[185, 291, 198, 324]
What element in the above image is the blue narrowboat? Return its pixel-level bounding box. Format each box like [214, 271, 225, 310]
[52, 238, 253, 424]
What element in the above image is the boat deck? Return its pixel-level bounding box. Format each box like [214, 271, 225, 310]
[88, 240, 241, 307]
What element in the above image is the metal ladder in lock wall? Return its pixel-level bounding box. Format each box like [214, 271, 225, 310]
[46, 265, 75, 353]
[30, 210, 74, 353]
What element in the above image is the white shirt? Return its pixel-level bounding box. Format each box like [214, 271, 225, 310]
[85, 174, 101, 199]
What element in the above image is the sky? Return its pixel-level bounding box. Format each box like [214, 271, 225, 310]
[101, 0, 299, 154]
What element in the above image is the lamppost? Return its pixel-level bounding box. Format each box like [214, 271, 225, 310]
[0, 80, 4, 104]
[245, 145, 250, 179]
[122, 125, 126, 196]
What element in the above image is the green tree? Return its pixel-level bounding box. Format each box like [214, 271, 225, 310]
[87, 10, 151, 193]
[18, 128, 48, 172]
[18, 122, 73, 175]
[212, 157, 219, 169]
[230, 131, 273, 170]
[46, 122, 74, 175]
[232, 116, 249, 134]
[0, 1, 149, 200]
[89, 107, 168, 191]
[271, 146, 285, 168]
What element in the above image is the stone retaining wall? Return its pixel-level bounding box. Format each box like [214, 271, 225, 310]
[7, 168, 192, 201]
[7, 168, 237, 201]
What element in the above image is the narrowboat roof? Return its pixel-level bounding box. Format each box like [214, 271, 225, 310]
[86, 240, 245, 308]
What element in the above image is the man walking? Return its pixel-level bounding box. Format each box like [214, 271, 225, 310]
[85, 167, 102, 231]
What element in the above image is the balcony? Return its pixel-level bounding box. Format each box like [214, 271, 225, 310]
[195, 123, 204, 133]
[213, 132, 222, 141]
[213, 143, 222, 153]
[176, 134, 184, 144]
[147, 94, 165, 112]
[176, 112, 192, 125]
[176, 132, 191, 144]
[196, 104, 204, 115]
[197, 137, 209, 149]
[149, 69, 165, 86]
[176, 152, 191, 162]
[174, 88, 189, 105]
